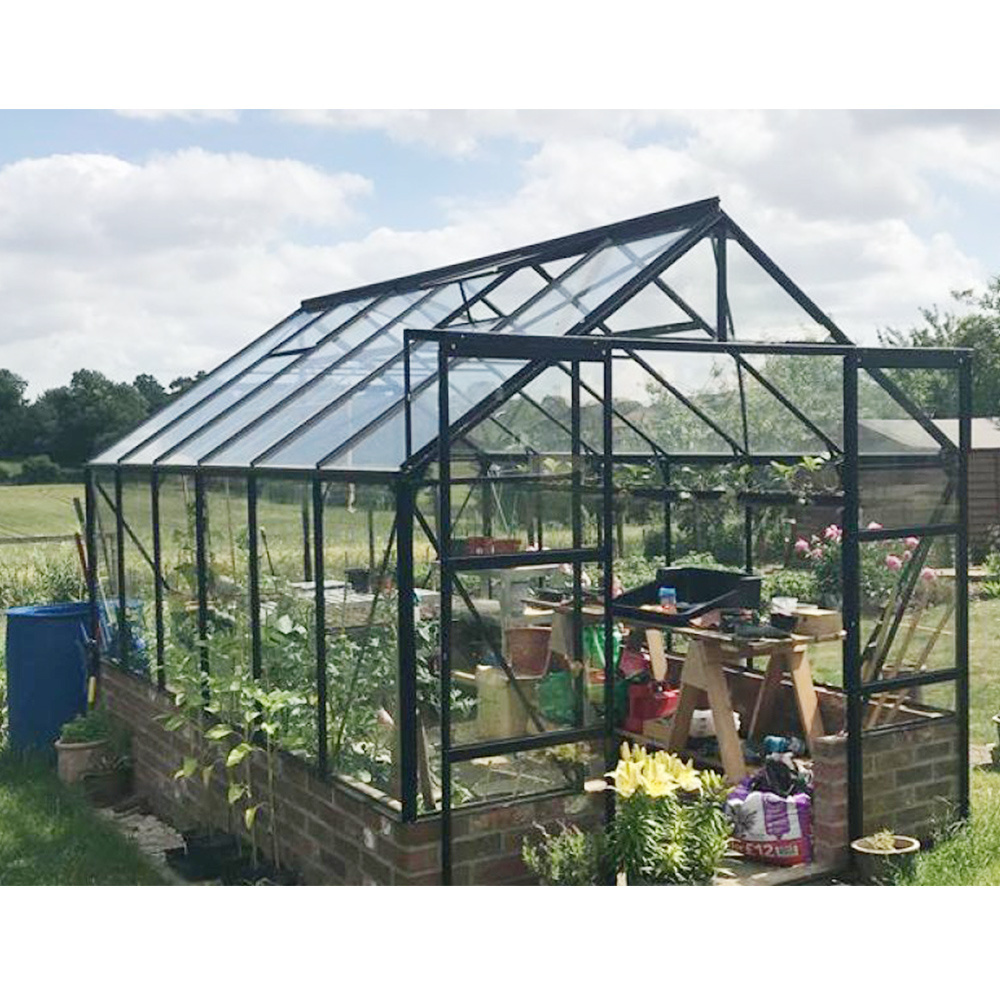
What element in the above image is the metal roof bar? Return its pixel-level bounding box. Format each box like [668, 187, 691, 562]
[300, 197, 720, 312]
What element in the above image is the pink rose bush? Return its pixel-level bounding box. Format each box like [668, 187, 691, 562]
[792, 523, 937, 609]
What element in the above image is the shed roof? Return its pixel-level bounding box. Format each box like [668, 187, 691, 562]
[860, 418, 1000, 451]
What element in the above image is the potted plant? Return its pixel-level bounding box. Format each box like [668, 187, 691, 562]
[851, 829, 920, 884]
[55, 707, 133, 805]
[55, 708, 113, 784]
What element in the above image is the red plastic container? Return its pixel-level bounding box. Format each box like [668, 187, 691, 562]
[624, 682, 678, 734]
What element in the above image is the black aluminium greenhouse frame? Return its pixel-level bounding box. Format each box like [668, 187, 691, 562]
[84, 196, 972, 885]
[407, 328, 972, 884]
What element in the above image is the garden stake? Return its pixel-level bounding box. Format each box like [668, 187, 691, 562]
[260, 526, 276, 580]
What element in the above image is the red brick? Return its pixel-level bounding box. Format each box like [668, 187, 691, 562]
[471, 853, 529, 885]
[394, 870, 442, 886]
[453, 833, 502, 864]
[317, 849, 348, 879]
[393, 818, 440, 847]
[465, 803, 534, 835]
[392, 843, 439, 874]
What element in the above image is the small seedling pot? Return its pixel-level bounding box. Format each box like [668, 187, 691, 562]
[851, 834, 920, 884]
[54, 738, 110, 784]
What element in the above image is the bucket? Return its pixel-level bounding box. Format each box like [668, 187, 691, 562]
[5, 602, 91, 753]
[505, 626, 551, 678]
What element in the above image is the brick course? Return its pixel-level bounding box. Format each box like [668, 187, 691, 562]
[101, 665, 602, 885]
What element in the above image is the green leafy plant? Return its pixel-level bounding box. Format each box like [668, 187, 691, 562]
[59, 707, 131, 770]
[605, 743, 733, 885]
[521, 822, 607, 886]
[60, 708, 114, 744]
[202, 681, 309, 872]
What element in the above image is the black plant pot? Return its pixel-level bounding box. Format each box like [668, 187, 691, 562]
[220, 857, 300, 886]
[165, 830, 242, 882]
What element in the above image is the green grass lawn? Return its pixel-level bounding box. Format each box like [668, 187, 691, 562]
[0, 754, 168, 885]
[805, 597, 1000, 744]
[0, 483, 84, 538]
[899, 765, 1000, 885]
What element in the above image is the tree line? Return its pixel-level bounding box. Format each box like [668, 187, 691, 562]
[2, 277, 997, 485]
[0, 368, 204, 481]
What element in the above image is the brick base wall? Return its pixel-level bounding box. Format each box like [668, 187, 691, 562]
[810, 717, 959, 867]
[103, 664, 960, 882]
[101, 665, 602, 885]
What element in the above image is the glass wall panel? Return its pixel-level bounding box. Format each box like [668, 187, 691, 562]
[254, 477, 319, 761]
[323, 483, 398, 797]
[92, 471, 120, 662]
[117, 470, 155, 681]
[858, 535, 957, 692]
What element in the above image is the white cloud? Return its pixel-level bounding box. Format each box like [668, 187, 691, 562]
[280, 110, 686, 157]
[0, 148, 371, 394]
[114, 110, 240, 123]
[2, 111, 996, 404]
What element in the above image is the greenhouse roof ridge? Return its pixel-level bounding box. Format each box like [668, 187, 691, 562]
[300, 196, 722, 312]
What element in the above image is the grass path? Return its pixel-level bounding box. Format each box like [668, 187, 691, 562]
[899, 766, 1000, 885]
[0, 754, 167, 885]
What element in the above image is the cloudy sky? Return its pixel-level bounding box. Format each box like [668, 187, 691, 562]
[2, 109, 999, 397]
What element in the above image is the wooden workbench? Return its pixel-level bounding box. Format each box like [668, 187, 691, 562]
[661, 626, 843, 781]
[525, 598, 841, 781]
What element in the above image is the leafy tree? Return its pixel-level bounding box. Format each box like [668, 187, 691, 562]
[133, 373, 169, 414]
[32, 370, 148, 466]
[168, 370, 207, 397]
[19, 454, 62, 483]
[0, 369, 31, 455]
[879, 279, 1000, 418]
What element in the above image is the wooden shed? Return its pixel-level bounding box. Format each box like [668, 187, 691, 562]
[860, 417, 1000, 556]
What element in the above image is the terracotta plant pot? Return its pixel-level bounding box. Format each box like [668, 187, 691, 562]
[54, 738, 109, 784]
[851, 834, 920, 884]
[491, 538, 522, 554]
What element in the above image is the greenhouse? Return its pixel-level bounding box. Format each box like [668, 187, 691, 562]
[87, 197, 971, 885]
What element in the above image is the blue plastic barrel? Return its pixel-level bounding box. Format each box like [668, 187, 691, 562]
[4, 602, 91, 753]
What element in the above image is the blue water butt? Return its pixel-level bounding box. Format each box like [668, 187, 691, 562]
[4, 602, 91, 753]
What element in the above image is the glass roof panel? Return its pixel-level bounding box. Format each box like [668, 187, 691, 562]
[468, 267, 549, 320]
[318, 353, 529, 471]
[130, 294, 422, 466]
[119, 298, 378, 465]
[93, 308, 313, 463]
[199, 280, 484, 468]
[500, 232, 684, 336]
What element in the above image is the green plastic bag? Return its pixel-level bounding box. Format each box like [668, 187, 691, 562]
[582, 623, 622, 671]
[538, 670, 578, 725]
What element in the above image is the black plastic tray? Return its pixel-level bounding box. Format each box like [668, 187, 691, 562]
[612, 566, 761, 627]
